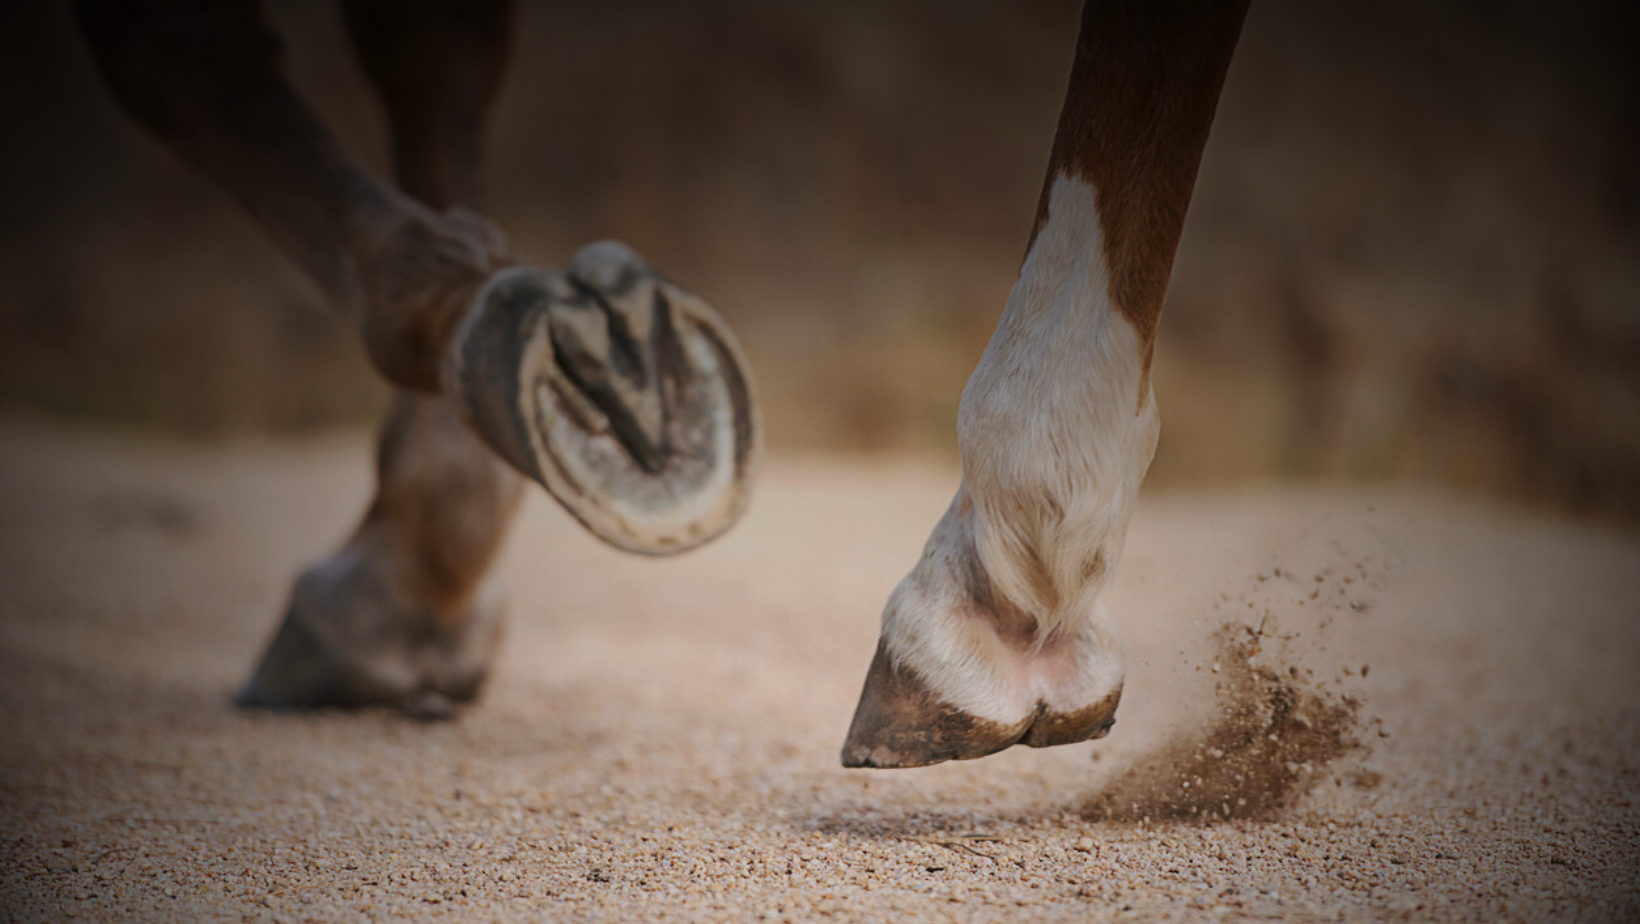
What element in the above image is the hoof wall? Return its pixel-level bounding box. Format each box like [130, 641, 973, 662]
[841, 641, 1120, 769]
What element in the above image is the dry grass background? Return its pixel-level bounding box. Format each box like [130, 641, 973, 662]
[0, 0, 1637, 516]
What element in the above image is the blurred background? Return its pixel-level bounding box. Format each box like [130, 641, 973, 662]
[1, 0, 1636, 521]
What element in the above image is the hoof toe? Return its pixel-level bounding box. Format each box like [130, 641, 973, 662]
[841, 641, 1019, 769]
[401, 689, 458, 722]
[446, 242, 761, 555]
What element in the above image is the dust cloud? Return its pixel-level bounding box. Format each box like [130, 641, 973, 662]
[1086, 531, 1394, 824]
[1085, 623, 1362, 823]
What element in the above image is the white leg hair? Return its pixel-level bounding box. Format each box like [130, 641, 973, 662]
[880, 171, 1159, 726]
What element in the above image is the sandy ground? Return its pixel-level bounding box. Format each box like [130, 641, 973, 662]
[1, 419, 1637, 923]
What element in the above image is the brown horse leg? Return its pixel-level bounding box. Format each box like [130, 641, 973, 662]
[237, 1, 523, 714]
[237, 393, 523, 714]
[340, 0, 514, 215]
[75, 0, 762, 556]
[74, 0, 498, 391]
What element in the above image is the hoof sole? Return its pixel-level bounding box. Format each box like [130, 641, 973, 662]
[447, 242, 761, 555]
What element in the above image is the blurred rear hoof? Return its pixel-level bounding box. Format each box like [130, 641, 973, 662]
[401, 689, 458, 722]
[236, 563, 503, 714]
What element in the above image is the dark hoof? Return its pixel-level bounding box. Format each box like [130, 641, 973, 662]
[840, 641, 1121, 769]
[400, 689, 458, 722]
[446, 241, 761, 555]
[236, 558, 504, 717]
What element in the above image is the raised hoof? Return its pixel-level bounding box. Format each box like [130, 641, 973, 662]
[235, 557, 504, 717]
[445, 241, 761, 555]
[840, 641, 1120, 769]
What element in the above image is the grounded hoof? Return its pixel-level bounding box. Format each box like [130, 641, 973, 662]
[841, 640, 1120, 769]
[840, 488, 1126, 769]
[446, 241, 761, 555]
[235, 556, 504, 716]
